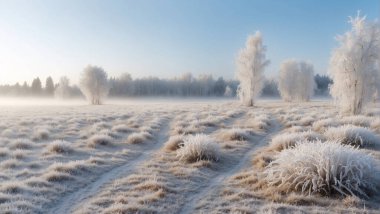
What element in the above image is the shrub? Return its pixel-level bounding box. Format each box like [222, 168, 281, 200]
[218, 128, 252, 141]
[46, 140, 73, 154]
[246, 115, 271, 131]
[33, 128, 49, 140]
[126, 133, 147, 144]
[370, 118, 380, 132]
[341, 115, 372, 127]
[176, 134, 220, 163]
[88, 134, 113, 147]
[164, 135, 184, 152]
[312, 118, 340, 132]
[112, 124, 133, 133]
[263, 141, 379, 198]
[324, 125, 380, 147]
[9, 139, 33, 150]
[268, 131, 325, 152]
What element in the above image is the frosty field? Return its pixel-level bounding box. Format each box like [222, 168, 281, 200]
[0, 99, 380, 214]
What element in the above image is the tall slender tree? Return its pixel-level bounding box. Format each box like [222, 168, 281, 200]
[236, 31, 269, 106]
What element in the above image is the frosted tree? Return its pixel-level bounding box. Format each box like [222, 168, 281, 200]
[329, 13, 380, 115]
[224, 85, 233, 97]
[278, 60, 315, 102]
[79, 65, 109, 105]
[278, 60, 298, 102]
[55, 76, 71, 99]
[297, 61, 315, 101]
[45, 76, 55, 96]
[236, 31, 269, 106]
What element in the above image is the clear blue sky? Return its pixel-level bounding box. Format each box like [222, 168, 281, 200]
[0, 0, 378, 85]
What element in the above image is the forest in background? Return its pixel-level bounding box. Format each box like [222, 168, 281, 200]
[0, 73, 331, 98]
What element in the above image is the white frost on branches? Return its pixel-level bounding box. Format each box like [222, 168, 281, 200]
[236, 31, 270, 106]
[278, 59, 315, 102]
[79, 65, 109, 105]
[54, 76, 71, 99]
[329, 13, 380, 115]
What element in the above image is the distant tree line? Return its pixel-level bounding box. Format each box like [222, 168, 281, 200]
[0, 77, 82, 97]
[0, 73, 332, 98]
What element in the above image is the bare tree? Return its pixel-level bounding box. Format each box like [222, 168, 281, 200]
[329, 13, 380, 115]
[236, 31, 269, 106]
[79, 65, 109, 105]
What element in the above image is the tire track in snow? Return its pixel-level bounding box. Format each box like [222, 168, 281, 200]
[179, 118, 282, 214]
[47, 117, 172, 214]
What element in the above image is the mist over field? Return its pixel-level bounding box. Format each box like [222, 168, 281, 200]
[1, 0, 380, 214]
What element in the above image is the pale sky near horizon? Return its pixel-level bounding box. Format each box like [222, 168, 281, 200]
[0, 0, 379, 85]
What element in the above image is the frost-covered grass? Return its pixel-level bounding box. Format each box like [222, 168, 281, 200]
[371, 118, 380, 133]
[164, 135, 184, 152]
[341, 115, 372, 127]
[32, 128, 50, 140]
[253, 130, 325, 169]
[126, 132, 151, 144]
[218, 127, 253, 141]
[268, 131, 325, 152]
[0, 101, 379, 213]
[312, 118, 340, 132]
[176, 134, 220, 162]
[9, 138, 34, 150]
[45, 140, 73, 155]
[324, 125, 380, 147]
[263, 141, 379, 198]
[88, 134, 113, 147]
[112, 124, 133, 133]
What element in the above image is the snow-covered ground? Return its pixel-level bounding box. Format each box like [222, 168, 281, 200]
[0, 99, 379, 213]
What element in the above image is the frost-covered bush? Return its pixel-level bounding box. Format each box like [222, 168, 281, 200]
[126, 132, 148, 144]
[54, 76, 71, 99]
[236, 31, 269, 106]
[88, 134, 113, 147]
[244, 114, 271, 131]
[371, 118, 380, 132]
[312, 118, 340, 132]
[341, 115, 372, 127]
[32, 128, 49, 140]
[79, 65, 109, 105]
[9, 139, 34, 150]
[329, 13, 380, 115]
[218, 128, 252, 141]
[278, 59, 315, 102]
[264, 141, 379, 198]
[164, 135, 184, 152]
[112, 124, 133, 133]
[268, 131, 325, 152]
[46, 140, 73, 154]
[176, 134, 220, 163]
[324, 125, 380, 147]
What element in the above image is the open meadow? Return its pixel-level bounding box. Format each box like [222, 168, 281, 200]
[0, 99, 379, 213]
[1, 2, 380, 213]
